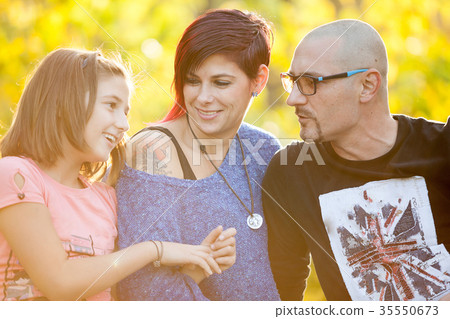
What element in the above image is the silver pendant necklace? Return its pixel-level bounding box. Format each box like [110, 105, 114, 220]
[186, 116, 263, 230]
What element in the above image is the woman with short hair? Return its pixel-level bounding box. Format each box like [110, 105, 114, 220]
[116, 9, 281, 300]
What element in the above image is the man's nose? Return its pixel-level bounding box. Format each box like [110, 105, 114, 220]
[286, 85, 308, 107]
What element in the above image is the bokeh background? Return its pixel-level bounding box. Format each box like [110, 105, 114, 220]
[1, 0, 449, 300]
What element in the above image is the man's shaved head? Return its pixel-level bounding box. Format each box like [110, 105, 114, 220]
[301, 19, 388, 80]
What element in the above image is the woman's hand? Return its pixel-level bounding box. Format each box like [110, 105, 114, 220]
[210, 227, 236, 272]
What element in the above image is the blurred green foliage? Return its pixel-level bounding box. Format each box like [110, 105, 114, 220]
[1, 0, 449, 300]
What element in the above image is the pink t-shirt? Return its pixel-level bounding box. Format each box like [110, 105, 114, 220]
[0, 156, 117, 301]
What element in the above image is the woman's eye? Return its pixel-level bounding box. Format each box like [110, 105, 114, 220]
[186, 78, 199, 85]
[215, 80, 231, 87]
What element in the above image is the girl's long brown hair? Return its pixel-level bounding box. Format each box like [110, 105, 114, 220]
[0, 48, 132, 186]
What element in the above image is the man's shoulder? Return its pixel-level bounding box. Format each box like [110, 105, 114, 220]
[264, 140, 326, 184]
[395, 114, 448, 133]
[395, 114, 450, 145]
[262, 140, 313, 189]
[270, 140, 322, 165]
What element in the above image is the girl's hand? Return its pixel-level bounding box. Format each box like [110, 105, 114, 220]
[161, 241, 221, 277]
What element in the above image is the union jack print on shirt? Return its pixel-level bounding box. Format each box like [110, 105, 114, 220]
[319, 176, 450, 301]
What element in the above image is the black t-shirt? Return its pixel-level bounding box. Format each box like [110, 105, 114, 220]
[262, 115, 450, 301]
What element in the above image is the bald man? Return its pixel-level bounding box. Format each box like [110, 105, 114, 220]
[262, 19, 450, 301]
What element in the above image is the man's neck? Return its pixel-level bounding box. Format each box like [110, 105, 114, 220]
[330, 115, 398, 161]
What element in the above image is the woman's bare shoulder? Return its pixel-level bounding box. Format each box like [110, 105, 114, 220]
[125, 123, 184, 178]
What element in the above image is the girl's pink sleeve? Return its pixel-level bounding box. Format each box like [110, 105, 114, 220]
[0, 157, 45, 211]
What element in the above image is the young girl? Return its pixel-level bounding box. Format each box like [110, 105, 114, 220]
[0, 48, 235, 301]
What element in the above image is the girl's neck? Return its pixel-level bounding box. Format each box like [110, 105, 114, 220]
[36, 157, 85, 189]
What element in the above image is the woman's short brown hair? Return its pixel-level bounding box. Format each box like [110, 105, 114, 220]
[0, 48, 132, 185]
[163, 9, 274, 122]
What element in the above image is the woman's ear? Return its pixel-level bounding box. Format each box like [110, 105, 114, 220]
[252, 64, 269, 96]
[360, 68, 381, 103]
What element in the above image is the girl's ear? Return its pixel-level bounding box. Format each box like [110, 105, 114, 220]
[252, 64, 269, 96]
[360, 68, 381, 103]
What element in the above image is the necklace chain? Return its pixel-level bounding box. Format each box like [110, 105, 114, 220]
[186, 116, 255, 218]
